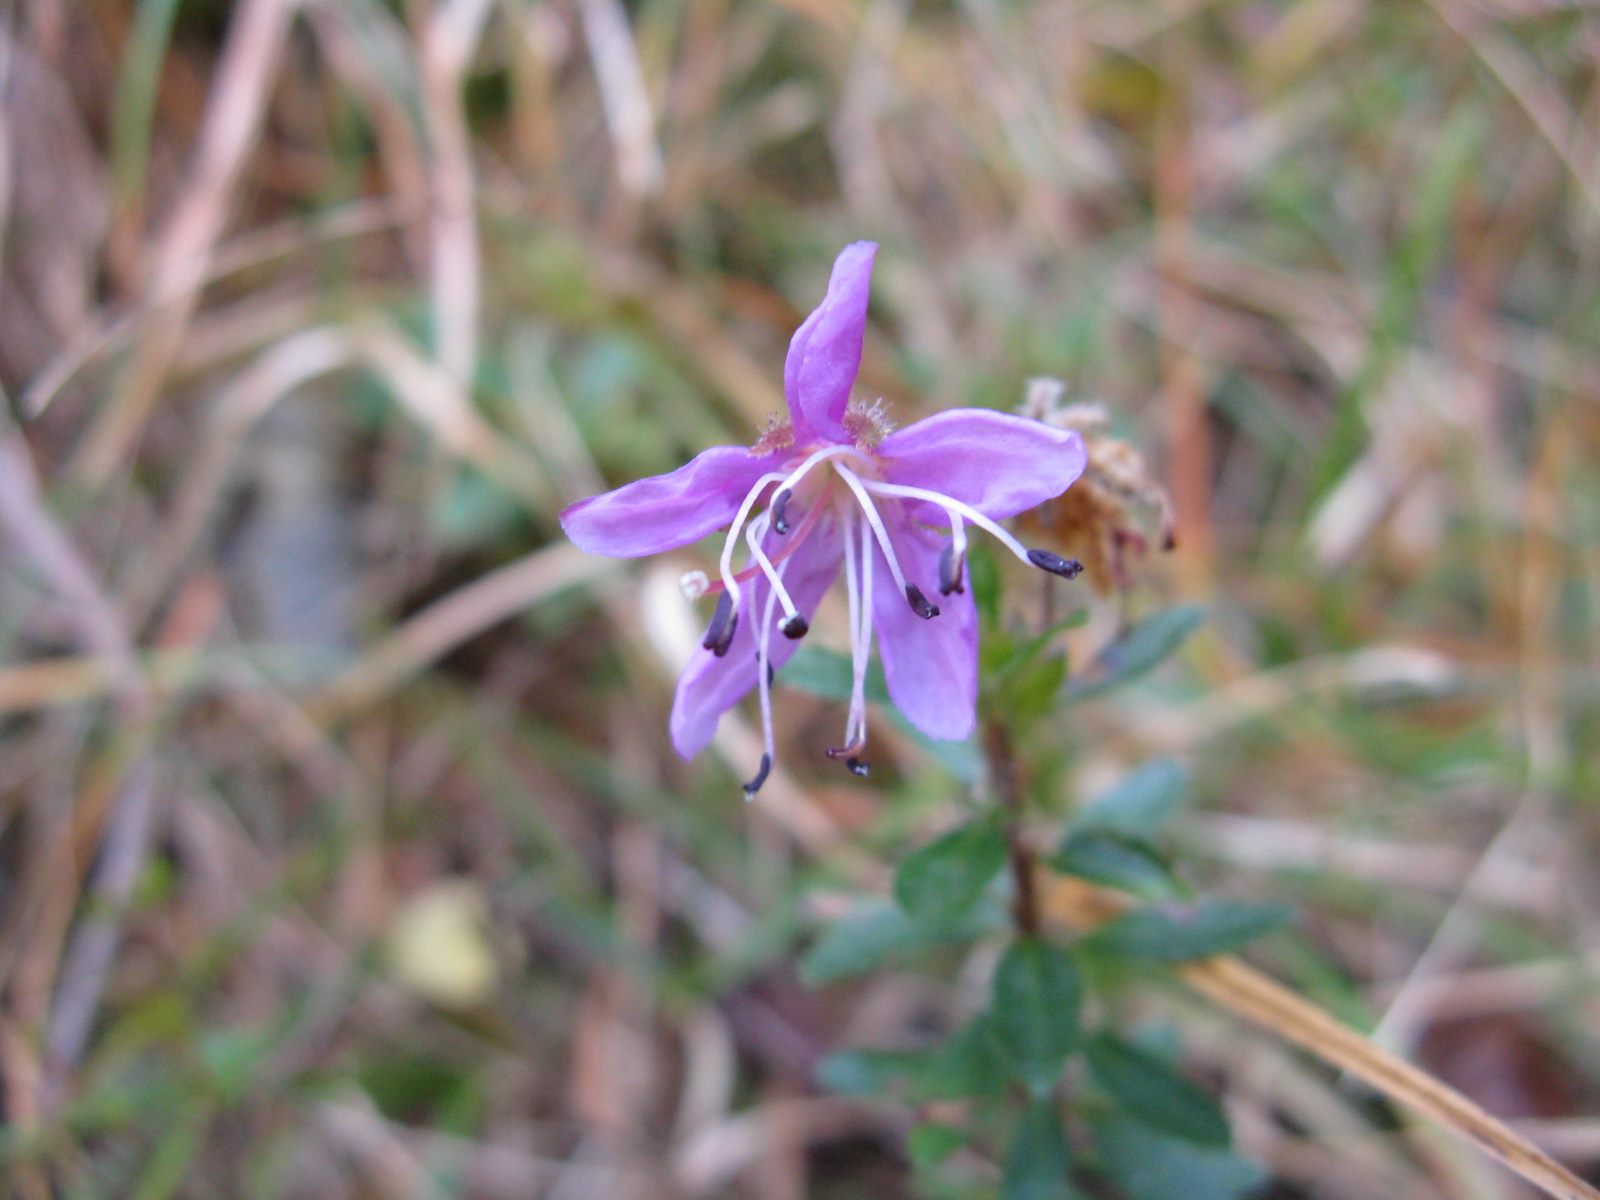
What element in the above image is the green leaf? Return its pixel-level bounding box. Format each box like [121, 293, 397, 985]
[132, 1100, 211, 1200]
[1067, 760, 1188, 838]
[815, 1017, 1014, 1104]
[1064, 606, 1204, 702]
[969, 542, 1003, 629]
[1083, 1034, 1229, 1147]
[915, 1014, 1011, 1101]
[986, 611, 1089, 693]
[894, 817, 1009, 928]
[1091, 1117, 1266, 1200]
[908, 1122, 967, 1170]
[781, 644, 883, 703]
[1003, 1101, 1074, 1200]
[992, 939, 1083, 1096]
[1006, 652, 1070, 724]
[816, 1048, 921, 1096]
[800, 898, 1003, 985]
[1051, 832, 1174, 898]
[1088, 901, 1291, 962]
[800, 901, 922, 985]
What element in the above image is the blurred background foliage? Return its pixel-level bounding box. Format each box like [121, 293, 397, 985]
[0, 0, 1597, 1196]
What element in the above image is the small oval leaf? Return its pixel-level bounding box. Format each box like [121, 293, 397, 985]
[1065, 605, 1204, 702]
[1067, 760, 1188, 838]
[1091, 1117, 1266, 1200]
[1084, 1033, 1230, 1147]
[894, 818, 1009, 928]
[1050, 832, 1174, 897]
[1089, 901, 1292, 962]
[992, 939, 1083, 1096]
[1003, 1101, 1074, 1200]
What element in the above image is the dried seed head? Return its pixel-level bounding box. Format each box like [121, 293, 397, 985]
[1018, 380, 1175, 595]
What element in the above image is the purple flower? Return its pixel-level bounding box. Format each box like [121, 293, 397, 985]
[560, 243, 1087, 792]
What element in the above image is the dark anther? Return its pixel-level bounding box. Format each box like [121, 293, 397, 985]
[845, 756, 871, 778]
[1161, 528, 1178, 552]
[753, 651, 775, 685]
[1026, 549, 1084, 579]
[938, 543, 966, 596]
[771, 489, 793, 535]
[742, 753, 772, 796]
[781, 614, 809, 640]
[905, 584, 940, 619]
[702, 592, 738, 656]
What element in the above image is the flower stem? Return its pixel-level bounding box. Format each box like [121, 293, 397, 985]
[984, 719, 1039, 937]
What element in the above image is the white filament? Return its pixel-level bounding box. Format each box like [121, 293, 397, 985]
[755, 566, 780, 789]
[717, 442, 860, 606]
[949, 513, 968, 583]
[860, 478, 1034, 567]
[849, 508, 874, 748]
[718, 470, 787, 605]
[834, 464, 915, 599]
[837, 512, 871, 751]
[745, 514, 800, 622]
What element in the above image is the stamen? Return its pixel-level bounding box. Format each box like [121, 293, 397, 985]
[860, 478, 1033, 564]
[905, 585, 940, 619]
[838, 508, 873, 753]
[748, 560, 783, 798]
[771, 488, 792, 534]
[719, 442, 856, 604]
[835, 464, 934, 618]
[717, 470, 788, 604]
[700, 497, 830, 597]
[939, 515, 967, 595]
[742, 753, 772, 796]
[702, 592, 738, 656]
[938, 545, 964, 594]
[781, 615, 809, 639]
[745, 515, 802, 625]
[1026, 549, 1083, 579]
[846, 757, 871, 777]
[861, 478, 1083, 585]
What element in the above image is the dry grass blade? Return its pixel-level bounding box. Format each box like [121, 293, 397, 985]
[308, 543, 615, 724]
[1045, 879, 1600, 1200]
[1182, 957, 1600, 1200]
[67, 0, 299, 483]
[0, 429, 156, 1107]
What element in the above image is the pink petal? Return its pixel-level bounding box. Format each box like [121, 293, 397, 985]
[559, 444, 783, 558]
[670, 510, 843, 759]
[783, 242, 877, 445]
[877, 409, 1087, 520]
[869, 518, 977, 741]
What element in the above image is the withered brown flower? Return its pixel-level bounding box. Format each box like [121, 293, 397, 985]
[1015, 379, 1175, 596]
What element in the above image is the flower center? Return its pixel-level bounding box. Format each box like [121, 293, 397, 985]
[699, 438, 1082, 796]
